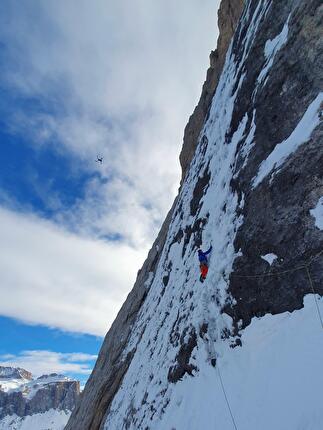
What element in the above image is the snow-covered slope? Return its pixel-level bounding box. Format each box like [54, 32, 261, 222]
[66, 1, 323, 429]
[0, 410, 70, 430]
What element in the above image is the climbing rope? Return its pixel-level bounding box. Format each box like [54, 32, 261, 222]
[217, 365, 238, 430]
[230, 264, 305, 278]
[306, 266, 323, 329]
[307, 249, 323, 266]
[229, 249, 323, 279]
[228, 249, 323, 328]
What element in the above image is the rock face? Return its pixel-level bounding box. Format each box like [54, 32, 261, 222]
[66, 0, 323, 429]
[0, 367, 79, 421]
[179, 0, 245, 182]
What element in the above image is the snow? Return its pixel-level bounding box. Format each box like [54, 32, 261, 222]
[157, 295, 323, 430]
[0, 410, 70, 430]
[0, 373, 72, 400]
[238, 1, 272, 69]
[0, 378, 29, 393]
[253, 92, 323, 188]
[144, 271, 154, 289]
[257, 15, 290, 85]
[310, 197, 323, 230]
[0, 367, 27, 379]
[240, 110, 256, 168]
[261, 253, 278, 265]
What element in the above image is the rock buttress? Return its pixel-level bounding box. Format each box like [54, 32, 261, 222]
[179, 0, 245, 183]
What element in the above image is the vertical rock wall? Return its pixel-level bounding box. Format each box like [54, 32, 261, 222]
[179, 0, 244, 183]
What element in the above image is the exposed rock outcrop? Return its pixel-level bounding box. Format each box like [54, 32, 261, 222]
[179, 0, 245, 182]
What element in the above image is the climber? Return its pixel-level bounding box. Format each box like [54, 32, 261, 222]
[198, 246, 212, 282]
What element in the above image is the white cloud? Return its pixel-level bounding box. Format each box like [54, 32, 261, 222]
[0, 207, 146, 336]
[0, 350, 97, 377]
[1, 0, 220, 248]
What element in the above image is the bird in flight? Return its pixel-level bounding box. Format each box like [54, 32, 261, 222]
[96, 156, 103, 164]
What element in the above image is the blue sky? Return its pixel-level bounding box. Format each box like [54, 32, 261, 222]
[0, 119, 98, 218]
[0, 0, 219, 384]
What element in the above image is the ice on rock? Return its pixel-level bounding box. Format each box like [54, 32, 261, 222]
[253, 92, 323, 188]
[310, 197, 323, 230]
[257, 15, 290, 85]
[261, 253, 278, 265]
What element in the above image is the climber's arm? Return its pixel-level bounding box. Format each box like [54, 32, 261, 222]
[205, 246, 212, 255]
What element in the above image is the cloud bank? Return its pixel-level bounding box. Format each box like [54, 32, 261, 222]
[0, 207, 144, 335]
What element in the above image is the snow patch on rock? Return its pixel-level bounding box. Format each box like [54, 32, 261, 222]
[257, 14, 290, 85]
[261, 253, 278, 265]
[253, 92, 323, 187]
[310, 197, 323, 230]
[241, 110, 256, 168]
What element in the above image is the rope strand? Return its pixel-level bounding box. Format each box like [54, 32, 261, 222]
[305, 266, 323, 329]
[217, 365, 238, 430]
[230, 265, 305, 279]
[225, 249, 323, 328]
[229, 249, 323, 279]
[210, 248, 323, 430]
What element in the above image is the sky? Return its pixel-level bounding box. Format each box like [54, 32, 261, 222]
[0, 0, 220, 384]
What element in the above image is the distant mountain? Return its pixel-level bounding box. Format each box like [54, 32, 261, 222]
[0, 367, 32, 382]
[0, 366, 79, 430]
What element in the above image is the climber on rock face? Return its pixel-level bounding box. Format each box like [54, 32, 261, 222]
[198, 246, 212, 282]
